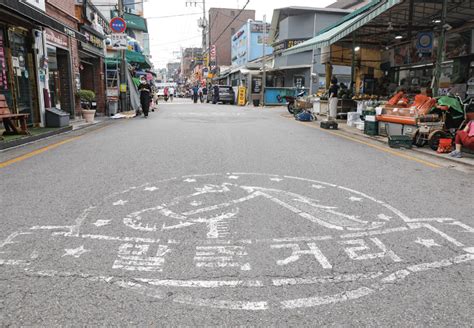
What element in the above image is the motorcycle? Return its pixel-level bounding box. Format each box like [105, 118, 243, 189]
[283, 91, 306, 115]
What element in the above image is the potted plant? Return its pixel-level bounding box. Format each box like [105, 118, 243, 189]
[78, 89, 96, 123]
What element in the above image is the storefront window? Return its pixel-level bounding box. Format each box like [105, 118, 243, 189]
[0, 27, 12, 106]
[8, 28, 34, 123]
[47, 46, 61, 108]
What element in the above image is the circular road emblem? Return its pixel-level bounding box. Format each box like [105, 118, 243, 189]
[1, 173, 473, 311]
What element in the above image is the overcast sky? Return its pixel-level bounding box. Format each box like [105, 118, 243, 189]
[144, 0, 336, 68]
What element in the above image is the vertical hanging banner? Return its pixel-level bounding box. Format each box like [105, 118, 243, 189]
[238, 86, 246, 106]
[209, 44, 217, 74]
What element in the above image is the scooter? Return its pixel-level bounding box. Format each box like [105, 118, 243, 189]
[284, 91, 306, 114]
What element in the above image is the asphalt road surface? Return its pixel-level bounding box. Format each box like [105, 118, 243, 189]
[1, 100, 473, 326]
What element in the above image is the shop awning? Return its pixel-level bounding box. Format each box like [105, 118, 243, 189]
[111, 11, 148, 32]
[106, 51, 151, 68]
[283, 0, 402, 56]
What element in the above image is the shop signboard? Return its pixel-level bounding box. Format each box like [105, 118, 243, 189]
[110, 33, 128, 50]
[273, 39, 308, 53]
[0, 31, 8, 91]
[238, 86, 246, 106]
[45, 28, 68, 48]
[251, 76, 262, 94]
[416, 32, 433, 54]
[210, 44, 217, 73]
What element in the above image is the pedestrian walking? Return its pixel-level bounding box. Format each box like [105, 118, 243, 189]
[192, 85, 199, 103]
[169, 85, 175, 102]
[198, 86, 204, 103]
[138, 76, 151, 118]
[212, 84, 219, 104]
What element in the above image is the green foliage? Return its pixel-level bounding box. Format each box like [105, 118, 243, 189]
[77, 89, 96, 102]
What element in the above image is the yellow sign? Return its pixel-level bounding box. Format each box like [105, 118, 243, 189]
[120, 84, 127, 93]
[238, 86, 246, 106]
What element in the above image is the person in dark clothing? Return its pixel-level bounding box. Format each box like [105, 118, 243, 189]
[192, 85, 199, 103]
[212, 85, 219, 104]
[328, 77, 339, 119]
[138, 77, 151, 118]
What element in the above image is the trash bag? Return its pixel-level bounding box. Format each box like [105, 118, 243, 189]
[296, 111, 313, 121]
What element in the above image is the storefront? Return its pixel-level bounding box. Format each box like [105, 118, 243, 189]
[79, 26, 106, 113]
[285, 0, 474, 99]
[44, 27, 75, 116]
[1, 0, 87, 126]
[0, 23, 40, 126]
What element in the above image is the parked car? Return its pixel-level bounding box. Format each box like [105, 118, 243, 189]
[207, 85, 235, 105]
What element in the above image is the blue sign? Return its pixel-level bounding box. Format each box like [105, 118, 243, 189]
[416, 32, 433, 53]
[110, 17, 127, 34]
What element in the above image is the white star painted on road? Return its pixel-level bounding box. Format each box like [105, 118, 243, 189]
[349, 196, 363, 202]
[144, 186, 159, 192]
[312, 184, 325, 189]
[270, 178, 283, 182]
[377, 214, 392, 221]
[414, 238, 441, 248]
[113, 200, 128, 206]
[183, 178, 196, 183]
[62, 245, 90, 258]
[228, 176, 239, 180]
[93, 220, 111, 227]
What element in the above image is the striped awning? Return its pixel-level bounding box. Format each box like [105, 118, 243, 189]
[283, 0, 402, 56]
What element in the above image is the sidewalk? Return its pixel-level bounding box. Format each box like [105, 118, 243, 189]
[282, 112, 474, 168]
[1, 115, 111, 151]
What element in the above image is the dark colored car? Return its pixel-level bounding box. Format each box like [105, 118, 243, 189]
[207, 85, 235, 105]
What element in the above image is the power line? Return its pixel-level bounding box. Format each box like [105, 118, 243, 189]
[147, 12, 201, 19]
[150, 34, 202, 46]
[213, 0, 250, 44]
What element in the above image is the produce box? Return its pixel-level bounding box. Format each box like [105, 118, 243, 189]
[388, 135, 412, 149]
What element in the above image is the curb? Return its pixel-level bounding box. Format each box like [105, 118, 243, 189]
[284, 113, 474, 168]
[0, 119, 111, 152]
[0, 126, 73, 151]
[334, 124, 474, 168]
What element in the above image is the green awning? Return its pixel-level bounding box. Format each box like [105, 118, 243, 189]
[283, 0, 402, 56]
[111, 11, 148, 32]
[106, 51, 151, 68]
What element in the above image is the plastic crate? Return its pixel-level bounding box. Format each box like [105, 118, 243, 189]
[388, 135, 412, 149]
[320, 120, 338, 129]
[364, 121, 379, 136]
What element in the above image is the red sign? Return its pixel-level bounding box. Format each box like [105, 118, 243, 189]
[110, 17, 127, 33]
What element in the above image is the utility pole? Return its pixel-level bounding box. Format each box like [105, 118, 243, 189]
[186, 1, 207, 83]
[433, 0, 448, 97]
[261, 15, 267, 107]
[118, 0, 127, 112]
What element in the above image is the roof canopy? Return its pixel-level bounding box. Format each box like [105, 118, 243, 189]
[283, 0, 474, 55]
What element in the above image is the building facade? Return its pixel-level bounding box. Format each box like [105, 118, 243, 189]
[46, 0, 82, 117]
[208, 8, 255, 69]
[328, 0, 371, 10]
[181, 47, 203, 83]
[269, 7, 351, 95]
[231, 20, 273, 68]
[75, 0, 110, 115]
[0, 0, 88, 126]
